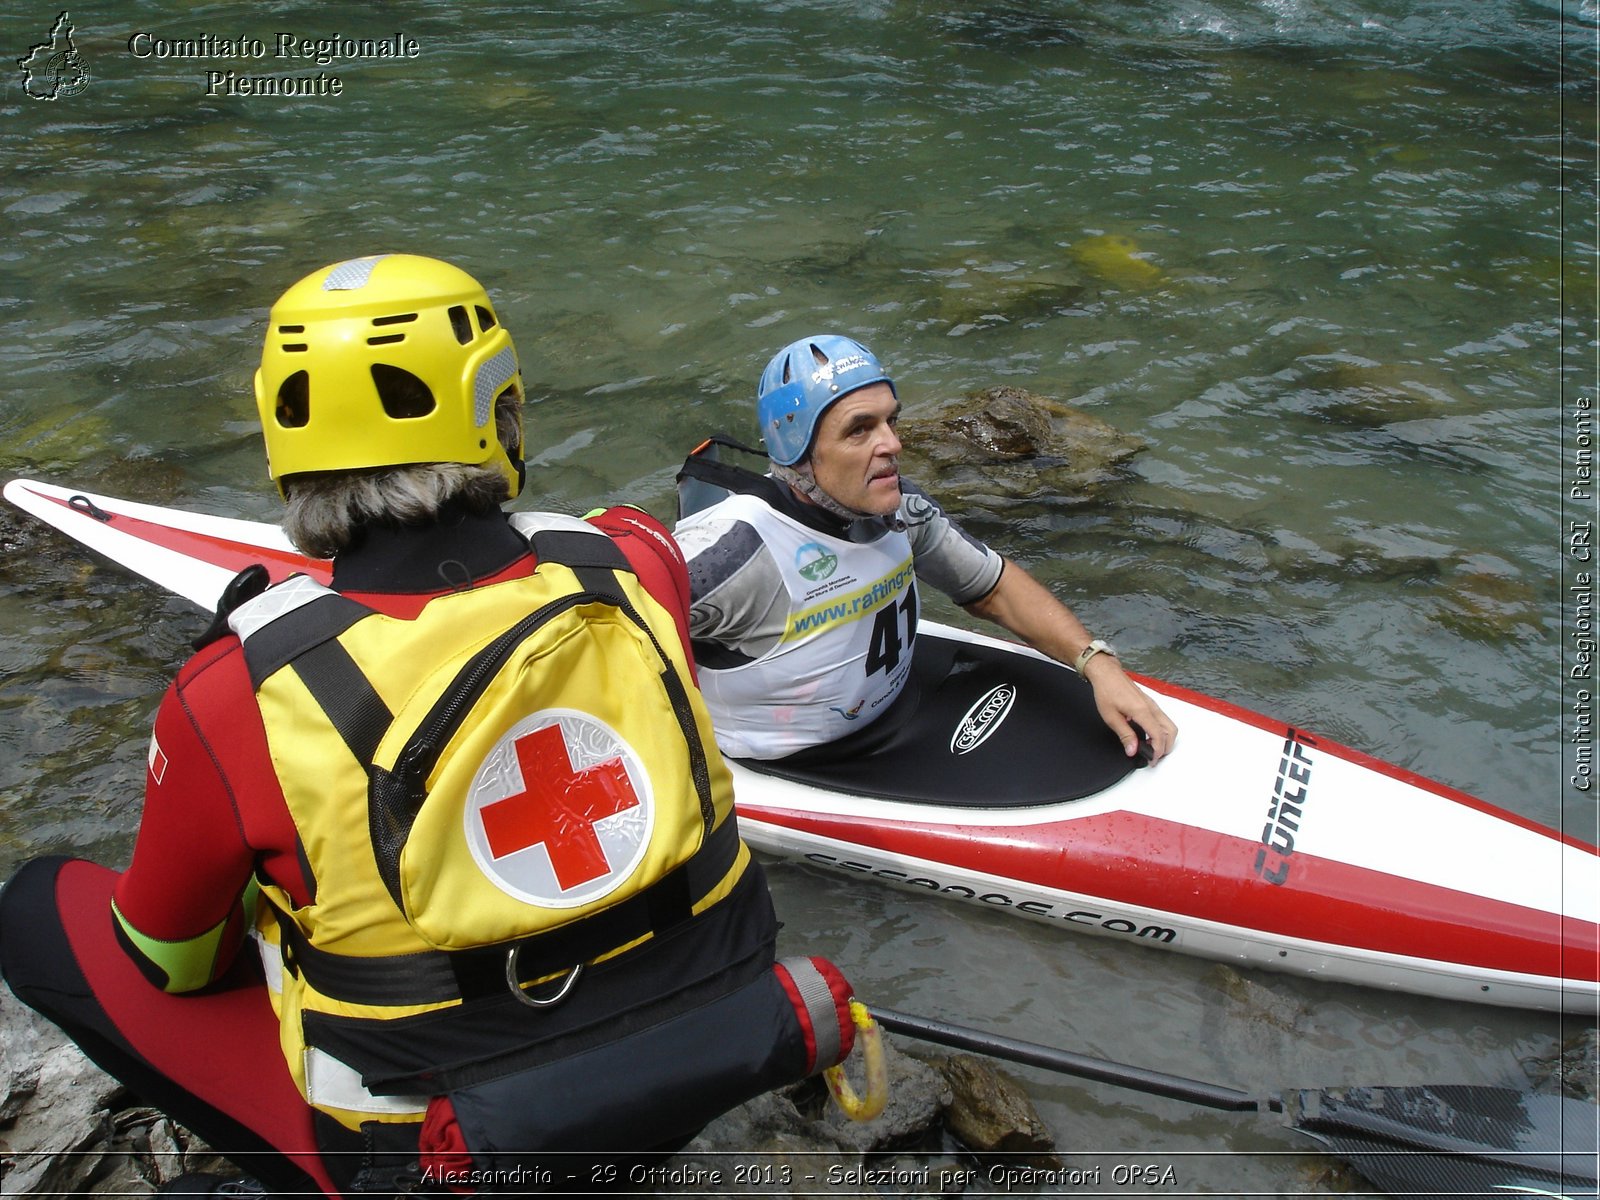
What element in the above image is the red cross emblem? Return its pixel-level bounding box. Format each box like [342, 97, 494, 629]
[478, 723, 641, 892]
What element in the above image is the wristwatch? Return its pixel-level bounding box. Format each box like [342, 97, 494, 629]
[1073, 638, 1117, 674]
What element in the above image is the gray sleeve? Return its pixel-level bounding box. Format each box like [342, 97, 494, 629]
[899, 479, 1005, 605]
[675, 516, 790, 659]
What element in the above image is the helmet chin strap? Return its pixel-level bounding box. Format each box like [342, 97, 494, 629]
[770, 460, 883, 523]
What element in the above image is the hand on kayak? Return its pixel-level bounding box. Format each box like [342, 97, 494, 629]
[1081, 654, 1177, 763]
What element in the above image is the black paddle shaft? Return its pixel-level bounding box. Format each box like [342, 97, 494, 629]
[871, 1007, 1600, 1200]
[870, 1006, 1267, 1113]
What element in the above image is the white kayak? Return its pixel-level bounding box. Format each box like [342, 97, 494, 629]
[6, 476, 1598, 1015]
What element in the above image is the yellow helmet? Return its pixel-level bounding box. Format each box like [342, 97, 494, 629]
[254, 254, 524, 498]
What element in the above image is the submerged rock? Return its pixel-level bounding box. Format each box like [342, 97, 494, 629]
[898, 385, 1145, 505]
[1522, 1027, 1600, 1102]
[1430, 569, 1542, 643]
[934, 270, 1089, 334]
[1067, 234, 1166, 290]
[1292, 359, 1459, 427]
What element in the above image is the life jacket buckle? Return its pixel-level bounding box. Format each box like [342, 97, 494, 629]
[505, 947, 582, 1009]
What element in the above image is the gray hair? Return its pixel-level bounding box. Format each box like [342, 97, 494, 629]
[280, 390, 522, 559]
[281, 463, 512, 559]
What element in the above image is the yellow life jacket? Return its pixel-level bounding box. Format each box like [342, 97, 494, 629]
[229, 521, 764, 1130]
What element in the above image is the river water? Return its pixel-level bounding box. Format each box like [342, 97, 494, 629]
[1, 1, 1595, 1194]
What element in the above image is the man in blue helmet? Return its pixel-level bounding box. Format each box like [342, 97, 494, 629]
[675, 334, 1176, 765]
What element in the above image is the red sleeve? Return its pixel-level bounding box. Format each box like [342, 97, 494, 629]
[112, 640, 289, 944]
[584, 506, 694, 664]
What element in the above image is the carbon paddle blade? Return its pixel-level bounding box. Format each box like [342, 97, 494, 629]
[1289, 1085, 1598, 1199]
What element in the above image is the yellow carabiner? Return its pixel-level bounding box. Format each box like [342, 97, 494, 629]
[824, 1000, 888, 1122]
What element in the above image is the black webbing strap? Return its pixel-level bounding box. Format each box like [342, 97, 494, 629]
[674, 437, 790, 511]
[269, 815, 743, 1007]
[366, 532, 640, 909]
[529, 528, 717, 837]
[233, 584, 394, 783]
[290, 638, 394, 770]
[237, 589, 373, 691]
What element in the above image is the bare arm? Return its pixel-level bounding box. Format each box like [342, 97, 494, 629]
[962, 559, 1177, 762]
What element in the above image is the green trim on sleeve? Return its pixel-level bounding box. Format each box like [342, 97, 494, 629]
[112, 882, 255, 994]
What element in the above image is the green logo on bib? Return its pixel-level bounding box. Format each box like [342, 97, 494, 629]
[795, 542, 838, 582]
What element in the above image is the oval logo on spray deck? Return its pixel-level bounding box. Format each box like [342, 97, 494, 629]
[950, 684, 1017, 755]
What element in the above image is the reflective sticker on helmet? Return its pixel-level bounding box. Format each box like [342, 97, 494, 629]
[465, 710, 654, 907]
[322, 256, 388, 291]
[472, 345, 518, 428]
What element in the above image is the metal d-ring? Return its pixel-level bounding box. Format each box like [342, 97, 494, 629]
[505, 947, 582, 1009]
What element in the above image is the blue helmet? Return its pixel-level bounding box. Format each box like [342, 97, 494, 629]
[756, 334, 896, 466]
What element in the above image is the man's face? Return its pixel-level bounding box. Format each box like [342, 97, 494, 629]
[809, 383, 903, 516]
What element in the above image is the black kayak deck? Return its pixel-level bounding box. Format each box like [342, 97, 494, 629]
[735, 631, 1141, 808]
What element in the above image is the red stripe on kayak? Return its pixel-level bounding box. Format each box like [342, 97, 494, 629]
[34, 489, 330, 587]
[1134, 671, 1600, 854]
[745, 805, 1600, 986]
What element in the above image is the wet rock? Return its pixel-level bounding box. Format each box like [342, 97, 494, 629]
[899, 384, 1144, 504]
[818, 1037, 953, 1153]
[1, 1004, 1070, 1194]
[0, 996, 178, 1195]
[0, 505, 49, 556]
[935, 1054, 1054, 1154]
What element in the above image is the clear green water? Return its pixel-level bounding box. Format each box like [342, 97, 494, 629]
[1, 0, 1594, 1190]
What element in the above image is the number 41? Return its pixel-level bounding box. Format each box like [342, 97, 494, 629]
[866, 592, 917, 676]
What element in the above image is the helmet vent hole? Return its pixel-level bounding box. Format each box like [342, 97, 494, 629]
[809, 343, 829, 367]
[275, 371, 310, 429]
[367, 314, 417, 346]
[371, 364, 436, 419]
[475, 305, 497, 332]
[448, 305, 473, 345]
[278, 324, 305, 334]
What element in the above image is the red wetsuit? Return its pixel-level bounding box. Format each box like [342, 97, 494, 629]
[0, 503, 695, 1196]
